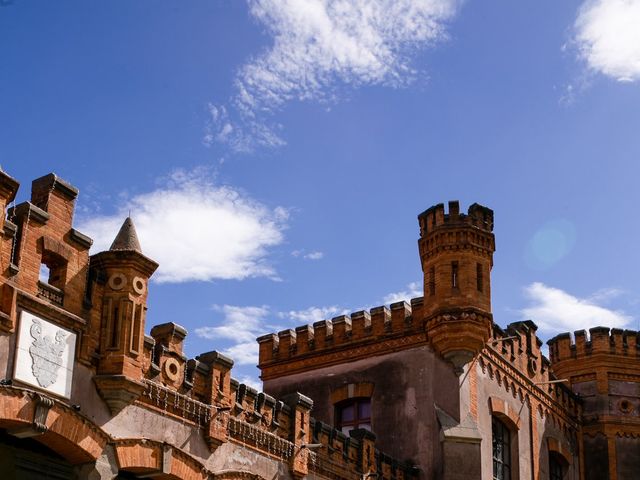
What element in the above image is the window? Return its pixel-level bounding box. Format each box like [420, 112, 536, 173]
[549, 452, 564, 480]
[39, 253, 67, 290]
[451, 261, 459, 288]
[130, 304, 142, 354]
[492, 416, 511, 480]
[477, 263, 483, 292]
[336, 398, 371, 435]
[429, 267, 435, 295]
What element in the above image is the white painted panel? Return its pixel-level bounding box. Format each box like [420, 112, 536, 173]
[13, 310, 76, 399]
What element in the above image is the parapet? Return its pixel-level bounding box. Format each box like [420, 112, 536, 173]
[484, 320, 580, 419]
[0, 171, 93, 329]
[418, 201, 494, 236]
[258, 297, 426, 380]
[136, 318, 415, 479]
[548, 327, 640, 364]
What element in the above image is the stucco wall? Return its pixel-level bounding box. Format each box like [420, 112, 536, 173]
[475, 360, 579, 480]
[263, 345, 459, 479]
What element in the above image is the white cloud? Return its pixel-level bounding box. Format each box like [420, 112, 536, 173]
[291, 249, 324, 260]
[280, 305, 345, 323]
[383, 281, 422, 304]
[573, 0, 640, 82]
[520, 282, 632, 334]
[221, 342, 260, 366]
[195, 305, 272, 366]
[237, 374, 263, 391]
[78, 169, 287, 283]
[208, 0, 461, 151]
[587, 287, 625, 304]
[204, 103, 285, 153]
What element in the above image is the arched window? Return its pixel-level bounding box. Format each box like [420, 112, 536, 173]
[549, 452, 565, 480]
[335, 397, 371, 435]
[492, 416, 511, 480]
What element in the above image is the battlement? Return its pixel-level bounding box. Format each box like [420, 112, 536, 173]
[308, 420, 417, 479]
[548, 327, 640, 364]
[489, 320, 551, 384]
[418, 201, 494, 237]
[134, 319, 415, 478]
[0, 172, 94, 330]
[258, 297, 427, 379]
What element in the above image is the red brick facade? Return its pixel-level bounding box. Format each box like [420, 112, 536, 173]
[0, 171, 414, 480]
[0, 170, 635, 479]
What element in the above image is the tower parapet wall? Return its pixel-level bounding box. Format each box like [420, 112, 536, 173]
[417, 201, 494, 236]
[548, 326, 640, 395]
[258, 298, 427, 381]
[548, 327, 640, 365]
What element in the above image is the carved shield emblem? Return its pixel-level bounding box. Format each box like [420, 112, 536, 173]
[28, 318, 67, 388]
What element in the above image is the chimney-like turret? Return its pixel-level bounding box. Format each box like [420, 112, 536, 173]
[93, 217, 158, 413]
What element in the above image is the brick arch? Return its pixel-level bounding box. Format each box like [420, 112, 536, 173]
[114, 439, 209, 480]
[547, 436, 573, 465]
[330, 382, 374, 405]
[0, 386, 108, 463]
[489, 396, 521, 430]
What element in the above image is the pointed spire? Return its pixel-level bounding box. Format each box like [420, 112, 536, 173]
[110, 217, 142, 252]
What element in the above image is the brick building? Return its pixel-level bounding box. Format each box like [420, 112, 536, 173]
[0, 169, 636, 479]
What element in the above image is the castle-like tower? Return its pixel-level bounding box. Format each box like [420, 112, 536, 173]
[548, 328, 640, 479]
[418, 201, 495, 372]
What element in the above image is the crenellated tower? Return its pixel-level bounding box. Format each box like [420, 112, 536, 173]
[418, 201, 495, 372]
[92, 217, 158, 413]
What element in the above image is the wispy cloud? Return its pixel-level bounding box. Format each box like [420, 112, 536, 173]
[291, 249, 324, 260]
[78, 169, 287, 283]
[195, 305, 272, 366]
[237, 375, 262, 391]
[382, 281, 422, 304]
[279, 305, 346, 323]
[520, 282, 632, 334]
[207, 0, 461, 152]
[572, 0, 640, 82]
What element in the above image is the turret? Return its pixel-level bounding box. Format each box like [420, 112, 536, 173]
[93, 217, 158, 413]
[418, 201, 495, 372]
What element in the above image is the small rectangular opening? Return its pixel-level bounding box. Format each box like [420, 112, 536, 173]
[477, 263, 483, 292]
[109, 303, 120, 349]
[130, 304, 142, 354]
[429, 267, 435, 296]
[451, 261, 459, 288]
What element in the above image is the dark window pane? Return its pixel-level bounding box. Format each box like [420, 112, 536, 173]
[358, 400, 371, 419]
[340, 405, 355, 422]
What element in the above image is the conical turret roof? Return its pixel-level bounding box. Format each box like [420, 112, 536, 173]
[110, 217, 142, 252]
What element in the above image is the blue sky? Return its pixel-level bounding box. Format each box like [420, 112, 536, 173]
[2, 0, 640, 387]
